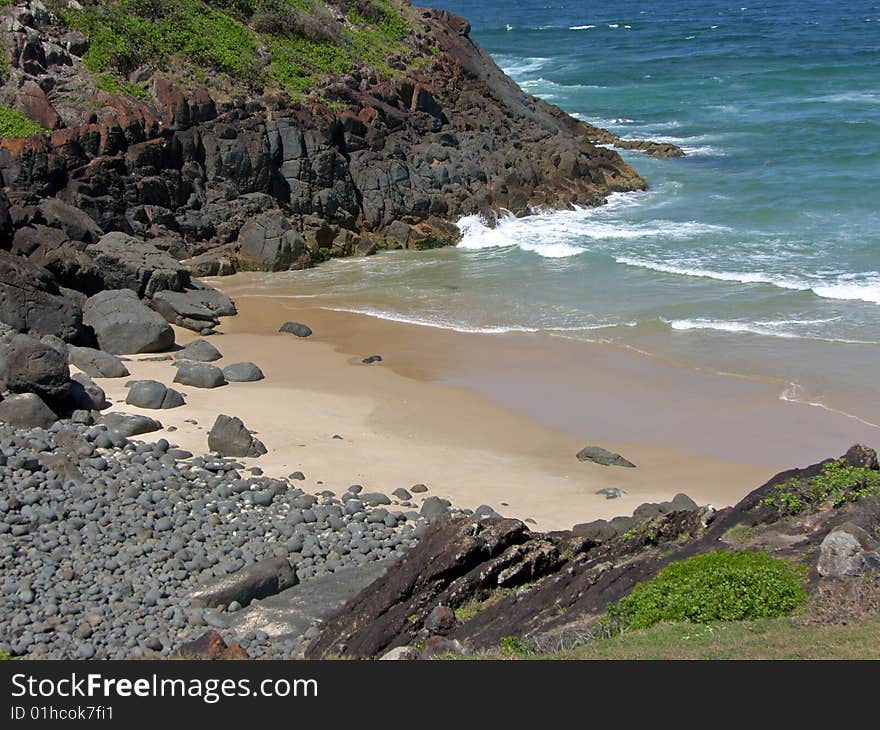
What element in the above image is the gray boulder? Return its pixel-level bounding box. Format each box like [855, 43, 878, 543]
[817, 523, 880, 578]
[208, 414, 267, 458]
[0, 250, 89, 343]
[0, 392, 58, 428]
[126, 380, 185, 409]
[572, 519, 617, 542]
[577, 445, 636, 468]
[150, 289, 219, 331]
[188, 557, 297, 609]
[173, 361, 226, 388]
[222, 362, 264, 382]
[37, 198, 103, 244]
[67, 346, 130, 378]
[1, 333, 71, 402]
[87, 232, 188, 297]
[70, 372, 107, 410]
[236, 211, 309, 272]
[173, 339, 222, 362]
[100, 412, 163, 437]
[83, 289, 174, 355]
[420, 496, 450, 522]
[279, 321, 312, 338]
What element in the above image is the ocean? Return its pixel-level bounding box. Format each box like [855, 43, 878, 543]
[237, 0, 880, 426]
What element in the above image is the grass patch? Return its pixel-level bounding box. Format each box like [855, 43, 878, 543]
[605, 551, 807, 632]
[723, 523, 757, 545]
[764, 459, 880, 515]
[95, 73, 151, 101]
[0, 105, 48, 139]
[0, 650, 10, 660]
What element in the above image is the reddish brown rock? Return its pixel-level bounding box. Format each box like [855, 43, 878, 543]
[173, 631, 250, 660]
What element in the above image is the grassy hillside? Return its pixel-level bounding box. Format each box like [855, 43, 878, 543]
[51, 0, 416, 98]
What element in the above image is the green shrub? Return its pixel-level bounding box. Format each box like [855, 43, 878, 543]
[0, 105, 47, 139]
[499, 635, 536, 657]
[764, 460, 880, 515]
[95, 73, 151, 100]
[606, 551, 807, 632]
[0, 650, 10, 660]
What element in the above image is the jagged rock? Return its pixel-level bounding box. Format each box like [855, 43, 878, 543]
[222, 362, 264, 382]
[0, 251, 89, 343]
[208, 414, 267, 458]
[70, 371, 106, 410]
[173, 360, 226, 388]
[1, 333, 70, 402]
[235, 211, 310, 272]
[279, 321, 312, 338]
[87, 232, 188, 298]
[83, 289, 174, 355]
[149, 288, 229, 331]
[188, 557, 297, 609]
[577, 445, 636, 468]
[30, 241, 104, 295]
[100, 412, 162, 437]
[173, 631, 249, 660]
[817, 523, 880, 578]
[125, 380, 185, 409]
[67, 346, 129, 378]
[0, 392, 57, 428]
[173, 339, 222, 362]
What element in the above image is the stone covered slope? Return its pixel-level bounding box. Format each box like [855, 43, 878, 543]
[306, 445, 880, 659]
[0, 1, 663, 281]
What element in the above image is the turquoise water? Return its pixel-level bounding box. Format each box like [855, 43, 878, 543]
[252, 1, 880, 423]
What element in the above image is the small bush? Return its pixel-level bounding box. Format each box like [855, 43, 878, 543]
[499, 635, 536, 657]
[95, 73, 151, 100]
[0, 105, 47, 139]
[764, 460, 880, 515]
[606, 551, 807, 631]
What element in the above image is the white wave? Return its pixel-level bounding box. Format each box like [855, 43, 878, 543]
[664, 318, 874, 345]
[498, 56, 548, 76]
[812, 279, 880, 304]
[780, 383, 880, 429]
[569, 25, 595, 30]
[520, 78, 605, 91]
[608, 24, 619, 28]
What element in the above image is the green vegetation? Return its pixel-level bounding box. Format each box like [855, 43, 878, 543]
[95, 73, 151, 101]
[0, 42, 9, 78]
[764, 459, 880, 515]
[605, 551, 807, 632]
[723, 523, 757, 545]
[0, 104, 47, 139]
[0, 650, 10, 660]
[498, 635, 536, 657]
[56, 0, 414, 99]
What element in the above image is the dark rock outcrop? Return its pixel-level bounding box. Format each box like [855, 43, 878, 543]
[0, 392, 57, 428]
[82, 289, 174, 355]
[577, 445, 636, 468]
[187, 557, 297, 610]
[86, 232, 188, 298]
[208, 414, 267, 458]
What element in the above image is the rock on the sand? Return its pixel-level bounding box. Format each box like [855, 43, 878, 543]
[208, 414, 267, 458]
[83, 289, 174, 355]
[0, 392, 57, 428]
[126, 380, 185, 409]
[173, 339, 222, 362]
[420, 496, 450, 522]
[173, 361, 226, 389]
[2, 333, 71, 402]
[100, 412, 163, 437]
[70, 372, 106, 410]
[576, 445, 636, 468]
[222, 362, 264, 382]
[279, 322, 312, 338]
[67, 346, 129, 378]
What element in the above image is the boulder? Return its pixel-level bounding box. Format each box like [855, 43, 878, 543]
[0, 251, 89, 343]
[83, 289, 174, 355]
[1, 333, 70, 402]
[30, 241, 104, 295]
[173, 360, 226, 388]
[576, 445, 636, 468]
[126, 380, 185, 409]
[100, 412, 163, 437]
[817, 523, 880, 579]
[0, 392, 57, 428]
[235, 211, 309, 271]
[87, 232, 188, 297]
[67, 346, 130, 378]
[420, 496, 450, 522]
[188, 557, 297, 609]
[222, 362, 264, 382]
[70, 371, 107, 410]
[279, 321, 312, 338]
[37, 198, 103, 244]
[173, 339, 222, 362]
[843, 444, 879, 470]
[208, 414, 267, 458]
[149, 289, 219, 331]
[379, 646, 420, 661]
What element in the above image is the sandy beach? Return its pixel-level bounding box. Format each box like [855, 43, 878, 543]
[82, 275, 878, 532]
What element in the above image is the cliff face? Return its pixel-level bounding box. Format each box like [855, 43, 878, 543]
[0, 0, 665, 281]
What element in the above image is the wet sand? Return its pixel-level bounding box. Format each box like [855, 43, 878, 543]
[90, 277, 879, 531]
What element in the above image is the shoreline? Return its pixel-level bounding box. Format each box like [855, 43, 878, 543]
[89, 278, 877, 532]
